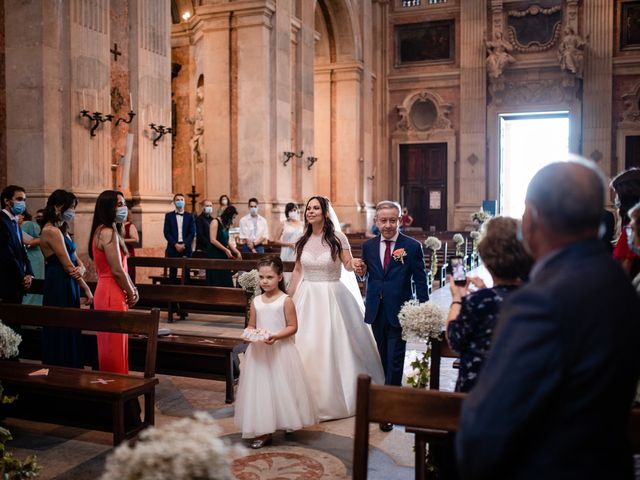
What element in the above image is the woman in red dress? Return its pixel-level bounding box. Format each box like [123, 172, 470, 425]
[88, 190, 139, 373]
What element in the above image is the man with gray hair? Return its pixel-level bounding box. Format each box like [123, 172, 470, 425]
[354, 200, 429, 431]
[456, 160, 640, 478]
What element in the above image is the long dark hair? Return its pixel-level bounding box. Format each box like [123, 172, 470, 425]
[257, 256, 286, 293]
[88, 190, 127, 260]
[285, 202, 297, 219]
[219, 205, 238, 229]
[295, 196, 342, 262]
[42, 189, 77, 235]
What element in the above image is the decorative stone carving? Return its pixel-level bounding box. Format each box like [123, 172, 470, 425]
[558, 26, 586, 79]
[111, 86, 124, 112]
[467, 153, 479, 166]
[485, 32, 515, 79]
[490, 78, 579, 107]
[187, 86, 204, 165]
[394, 91, 452, 134]
[506, 4, 563, 53]
[620, 83, 640, 126]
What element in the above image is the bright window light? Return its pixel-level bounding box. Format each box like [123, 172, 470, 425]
[182, 11, 191, 21]
[500, 114, 569, 219]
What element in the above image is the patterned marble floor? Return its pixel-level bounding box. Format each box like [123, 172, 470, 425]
[3, 307, 458, 480]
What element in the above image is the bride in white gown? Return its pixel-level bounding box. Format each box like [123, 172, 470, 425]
[288, 196, 385, 421]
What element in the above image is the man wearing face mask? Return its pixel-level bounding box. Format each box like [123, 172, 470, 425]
[239, 198, 269, 254]
[163, 193, 196, 283]
[195, 199, 214, 254]
[0, 185, 33, 303]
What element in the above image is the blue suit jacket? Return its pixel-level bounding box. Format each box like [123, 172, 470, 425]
[163, 211, 196, 256]
[362, 232, 429, 326]
[456, 239, 640, 479]
[0, 212, 33, 301]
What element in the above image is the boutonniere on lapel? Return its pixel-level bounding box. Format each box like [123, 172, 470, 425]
[392, 248, 407, 264]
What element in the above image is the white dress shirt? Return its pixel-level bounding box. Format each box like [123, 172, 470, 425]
[176, 211, 184, 243]
[239, 214, 269, 242]
[379, 231, 400, 268]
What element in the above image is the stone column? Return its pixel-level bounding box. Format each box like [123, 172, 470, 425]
[234, 2, 276, 223]
[5, 0, 112, 255]
[333, 64, 363, 226]
[313, 67, 332, 200]
[459, 0, 487, 228]
[190, 6, 232, 207]
[582, 0, 613, 176]
[129, 0, 173, 249]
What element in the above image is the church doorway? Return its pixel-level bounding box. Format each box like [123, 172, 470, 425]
[400, 143, 447, 232]
[499, 112, 570, 218]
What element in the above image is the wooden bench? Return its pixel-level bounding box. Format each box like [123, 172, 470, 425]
[0, 303, 160, 445]
[132, 283, 248, 403]
[353, 374, 464, 480]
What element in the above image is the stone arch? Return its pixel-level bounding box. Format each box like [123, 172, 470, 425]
[314, 0, 361, 64]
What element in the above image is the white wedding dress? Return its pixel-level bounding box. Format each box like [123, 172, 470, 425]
[293, 230, 385, 421]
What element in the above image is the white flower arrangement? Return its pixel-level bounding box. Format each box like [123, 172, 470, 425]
[471, 210, 492, 224]
[469, 231, 480, 239]
[452, 233, 464, 245]
[424, 236, 442, 251]
[237, 269, 260, 298]
[0, 320, 21, 359]
[101, 412, 246, 480]
[398, 300, 445, 343]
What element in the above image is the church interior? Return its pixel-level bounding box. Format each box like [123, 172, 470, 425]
[0, 0, 639, 479]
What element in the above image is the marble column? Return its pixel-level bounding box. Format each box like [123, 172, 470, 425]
[459, 0, 487, 228]
[235, 2, 276, 222]
[333, 64, 363, 226]
[582, 0, 614, 176]
[129, 0, 173, 248]
[194, 6, 233, 206]
[5, 0, 112, 256]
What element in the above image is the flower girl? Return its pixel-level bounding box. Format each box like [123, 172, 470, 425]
[234, 256, 317, 448]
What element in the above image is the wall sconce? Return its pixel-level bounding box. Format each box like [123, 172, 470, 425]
[115, 110, 136, 126]
[283, 150, 303, 166]
[306, 156, 318, 170]
[149, 123, 173, 147]
[80, 110, 114, 137]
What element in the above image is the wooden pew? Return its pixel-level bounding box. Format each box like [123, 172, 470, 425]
[132, 283, 249, 403]
[0, 303, 160, 445]
[353, 375, 464, 480]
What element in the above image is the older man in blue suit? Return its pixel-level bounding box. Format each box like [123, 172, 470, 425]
[456, 159, 640, 479]
[354, 200, 429, 431]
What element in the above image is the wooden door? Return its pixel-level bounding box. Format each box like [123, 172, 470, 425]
[400, 143, 447, 232]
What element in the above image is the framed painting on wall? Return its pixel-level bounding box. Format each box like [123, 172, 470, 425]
[621, 1, 640, 50]
[395, 19, 455, 65]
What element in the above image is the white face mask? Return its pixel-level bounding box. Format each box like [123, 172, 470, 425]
[203, 206, 213, 216]
[288, 211, 299, 221]
[250, 207, 258, 217]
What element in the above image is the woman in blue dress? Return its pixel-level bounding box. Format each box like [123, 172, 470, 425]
[39, 190, 93, 368]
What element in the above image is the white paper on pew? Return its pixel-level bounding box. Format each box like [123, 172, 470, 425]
[28, 368, 49, 376]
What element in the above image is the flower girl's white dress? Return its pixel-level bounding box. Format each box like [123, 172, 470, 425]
[234, 293, 318, 438]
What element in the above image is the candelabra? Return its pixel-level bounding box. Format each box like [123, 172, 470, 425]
[283, 150, 304, 166]
[149, 123, 173, 147]
[306, 156, 318, 170]
[80, 110, 114, 137]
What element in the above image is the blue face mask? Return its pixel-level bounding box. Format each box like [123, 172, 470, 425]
[62, 209, 75, 222]
[250, 207, 258, 217]
[175, 200, 185, 210]
[627, 227, 640, 256]
[203, 206, 213, 216]
[10, 200, 26, 216]
[115, 206, 128, 223]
